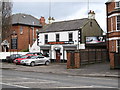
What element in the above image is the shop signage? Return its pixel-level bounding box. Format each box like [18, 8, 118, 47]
[47, 41, 74, 44]
[86, 36, 105, 44]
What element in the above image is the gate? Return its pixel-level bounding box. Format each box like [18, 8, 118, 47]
[80, 49, 108, 65]
[114, 53, 120, 69]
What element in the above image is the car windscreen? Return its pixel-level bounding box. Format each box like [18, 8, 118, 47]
[20, 56, 28, 58]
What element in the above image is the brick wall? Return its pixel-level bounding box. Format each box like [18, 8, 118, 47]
[109, 40, 116, 52]
[107, 2, 115, 13]
[106, 1, 120, 69]
[109, 52, 115, 69]
[108, 16, 116, 32]
[10, 25, 41, 51]
[67, 51, 80, 69]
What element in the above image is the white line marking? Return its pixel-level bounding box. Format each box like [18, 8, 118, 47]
[54, 85, 117, 88]
[1, 83, 30, 88]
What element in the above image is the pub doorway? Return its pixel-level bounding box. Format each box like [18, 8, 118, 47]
[56, 50, 60, 62]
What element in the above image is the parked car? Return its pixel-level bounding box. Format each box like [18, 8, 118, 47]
[6, 54, 22, 63]
[26, 52, 43, 56]
[20, 56, 50, 66]
[14, 55, 33, 65]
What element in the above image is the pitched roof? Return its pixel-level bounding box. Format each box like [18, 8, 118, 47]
[12, 13, 42, 27]
[39, 18, 89, 33]
[105, 0, 115, 4]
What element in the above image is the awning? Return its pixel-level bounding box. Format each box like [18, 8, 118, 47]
[63, 45, 77, 50]
[54, 47, 61, 51]
[40, 45, 51, 50]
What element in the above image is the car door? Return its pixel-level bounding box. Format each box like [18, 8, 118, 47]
[37, 56, 45, 64]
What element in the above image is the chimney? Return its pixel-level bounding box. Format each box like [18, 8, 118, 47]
[40, 16, 46, 26]
[88, 10, 95, 19]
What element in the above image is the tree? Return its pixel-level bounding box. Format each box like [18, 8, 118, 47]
[2, 1, 12, 40]
[0, 1, 12, 52]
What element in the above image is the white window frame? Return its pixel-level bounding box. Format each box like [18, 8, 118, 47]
[117, 40, 120, 53]
[115, 1, 120, 8]
[116, 15, 120, 31]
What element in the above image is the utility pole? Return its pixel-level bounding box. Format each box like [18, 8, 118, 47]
[0, 1, 2, 52]
[48, 0, 55, 24]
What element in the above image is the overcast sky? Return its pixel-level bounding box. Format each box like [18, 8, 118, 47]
[12, 0, 108, 32]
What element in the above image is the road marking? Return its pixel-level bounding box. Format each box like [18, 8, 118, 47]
[1, 83, 30, 88]
[54, 85, 117, 88]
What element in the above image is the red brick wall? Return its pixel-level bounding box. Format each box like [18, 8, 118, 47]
[67, 52, 80, 69]
[10, 25, 41, 51]
[108, 18, 111, 32]
[109, 52, 115, 69]
[106, 1, 120, 69]
[108, 40, 117, 69]
[112, 16, 116, 31]
[108, 32, 120, 38]
[109, 40, 116, 53]
[107, 2, 115, 13]
[108, 16, 116, 32]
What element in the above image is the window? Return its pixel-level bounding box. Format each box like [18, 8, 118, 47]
[11, 38, 17, 49]
[20, 26, 23, 34]
[56, 34, 59, 42]
[117, 15, 120, 30]
[69, 33, 73, 41]
[116, 1, 120, 8]
[45, 34, 48, 44]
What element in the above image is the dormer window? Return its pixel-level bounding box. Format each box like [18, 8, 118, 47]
[116, 1, 120, 8]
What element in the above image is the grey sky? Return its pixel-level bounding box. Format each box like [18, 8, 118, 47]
[12, 0, 108, 32]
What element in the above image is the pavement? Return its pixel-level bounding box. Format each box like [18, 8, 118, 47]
[0, 61, 119, 78]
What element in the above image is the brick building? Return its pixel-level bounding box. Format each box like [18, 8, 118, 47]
[106, 0, 120, 69]
[1, 13, 46, 52]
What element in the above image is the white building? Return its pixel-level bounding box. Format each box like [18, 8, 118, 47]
[31, 11, 104, 62]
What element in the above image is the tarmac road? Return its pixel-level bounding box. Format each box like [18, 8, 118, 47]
[1, 69, 119, 89]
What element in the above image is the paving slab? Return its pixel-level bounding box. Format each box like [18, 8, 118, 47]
[0, 61, 119, 78]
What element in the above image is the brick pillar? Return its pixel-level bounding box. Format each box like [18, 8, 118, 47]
[67, 51, 80, 69]
[74, 52, 80, 68]
[110, 52, 115, 69]
[67, 52, 71, 69]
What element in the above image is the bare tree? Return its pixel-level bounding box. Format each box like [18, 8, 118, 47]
[2, 1, 12, 40]
[0, 0, 12, 52]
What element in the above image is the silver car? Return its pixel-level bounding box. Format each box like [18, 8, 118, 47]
[20, 56, 50, 66]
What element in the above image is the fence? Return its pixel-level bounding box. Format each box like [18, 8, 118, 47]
[67, 49, 108, 68]
[80, 49, 108, 65]
[0, 52, 28, 59]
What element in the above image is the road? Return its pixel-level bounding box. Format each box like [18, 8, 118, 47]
[1, 69, 119, 89]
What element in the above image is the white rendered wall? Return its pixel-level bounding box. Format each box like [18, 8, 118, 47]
[38, 30, 79, 45]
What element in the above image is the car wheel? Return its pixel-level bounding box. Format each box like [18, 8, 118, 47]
[30, 62, 35, 67]
[45, 61, 49, 65]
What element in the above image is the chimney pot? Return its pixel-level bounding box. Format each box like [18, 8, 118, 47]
[40, 16, 46, 26]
